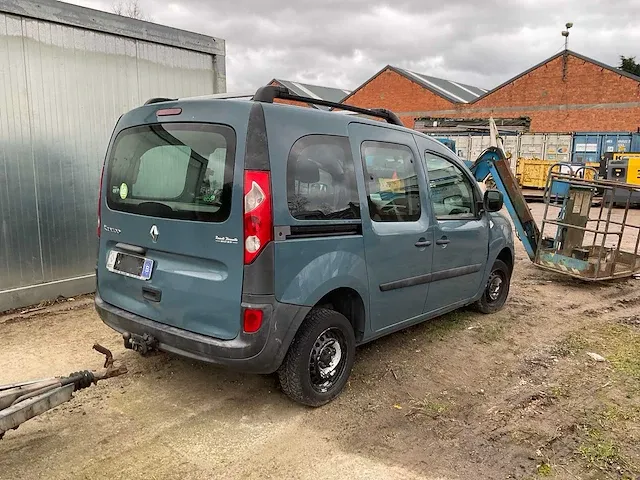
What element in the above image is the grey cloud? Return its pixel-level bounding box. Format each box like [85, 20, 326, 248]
[69, 0, 640, 93]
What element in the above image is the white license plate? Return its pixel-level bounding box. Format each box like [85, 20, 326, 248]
[106, 250, 154, 281]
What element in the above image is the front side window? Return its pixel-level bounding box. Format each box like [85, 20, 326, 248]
[106, 123, 235, 222]
[287, 135, 360, 220]
[424, 153, 475, 219]
[361, 141, 421, 222]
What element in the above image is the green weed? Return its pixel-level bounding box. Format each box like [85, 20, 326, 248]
[536, 462, 553, 477]
[578, 429, 621, 468]
[552, 332, 588, 357]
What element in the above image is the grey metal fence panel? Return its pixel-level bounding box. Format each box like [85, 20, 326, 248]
[0, 9, 223, 308]
[0, 13, 45, 290]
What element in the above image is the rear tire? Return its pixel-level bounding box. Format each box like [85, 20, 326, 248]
[277, 308, 356, 407]
[474, 259, 511, 314]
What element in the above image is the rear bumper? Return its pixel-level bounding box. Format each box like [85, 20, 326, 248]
[94, 292, 310, 374]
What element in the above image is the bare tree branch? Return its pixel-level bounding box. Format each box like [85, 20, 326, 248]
[112, 0, 152, 22]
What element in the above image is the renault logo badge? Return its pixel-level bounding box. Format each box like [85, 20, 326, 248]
[150, 225, 159, 243]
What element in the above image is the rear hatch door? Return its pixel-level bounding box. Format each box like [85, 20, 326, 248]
[98, 116, 245, 340]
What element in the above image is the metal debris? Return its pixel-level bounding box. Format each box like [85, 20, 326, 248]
[0, 344, 127, 439]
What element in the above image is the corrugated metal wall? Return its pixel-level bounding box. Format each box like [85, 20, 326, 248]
[572, 133, 634, 164]
[0, 11, 221, 299]
[436, 133, 572, 165]
[434, 131, 640, 165]
[436, 133, 519, 170]
[437, 134, 519, 160]
[519, 134, 572, 162]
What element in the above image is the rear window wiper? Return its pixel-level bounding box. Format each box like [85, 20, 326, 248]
[135, 201, 175, 215]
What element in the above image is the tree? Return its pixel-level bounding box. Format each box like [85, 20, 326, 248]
[619, 56, 640, 76]
[112, 0, 151, 21]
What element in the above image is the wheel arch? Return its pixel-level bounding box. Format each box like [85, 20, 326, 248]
[273, 282, 369, 371]
[497, 246, 514, 274]
[315, 287, 367, 343]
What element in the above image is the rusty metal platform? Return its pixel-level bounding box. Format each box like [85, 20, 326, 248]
[534, 169, 640, 281]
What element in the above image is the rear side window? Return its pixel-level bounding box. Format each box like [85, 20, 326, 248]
[287, 135, 360, 220]
[106, 123, 235, 222]
[361, 141, 421, 222]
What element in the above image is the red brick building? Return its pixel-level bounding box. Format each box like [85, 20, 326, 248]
[268, 79, 350, 109]
[343, 51, 640, 133]
[341, 65, 486, 126]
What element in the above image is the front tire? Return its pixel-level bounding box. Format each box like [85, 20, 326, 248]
[277, 308, 356, 407]
[474, 259, 511, 314]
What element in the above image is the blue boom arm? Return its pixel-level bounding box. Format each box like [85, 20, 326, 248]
[467, 147, 540, 261]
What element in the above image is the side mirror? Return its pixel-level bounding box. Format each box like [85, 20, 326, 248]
[483, 189, 504, 213]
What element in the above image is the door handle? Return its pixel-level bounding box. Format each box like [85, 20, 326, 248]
[415, 238, 432, 248]
[142, 287, 162, 302]
[436, 237, 450, 245]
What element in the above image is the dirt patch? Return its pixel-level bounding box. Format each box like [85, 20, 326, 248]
[0, 294, 94, 326]
[2, 210, 640, 479]
[619, 314, 640, 328]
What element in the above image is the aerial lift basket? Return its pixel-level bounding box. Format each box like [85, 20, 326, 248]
[473, 117, 640, 281]
[535, 166, 640, 280]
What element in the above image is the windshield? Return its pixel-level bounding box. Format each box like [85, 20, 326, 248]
[106, 123, 236, 222]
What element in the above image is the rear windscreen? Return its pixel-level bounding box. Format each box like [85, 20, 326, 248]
[106, 123, 236, 222]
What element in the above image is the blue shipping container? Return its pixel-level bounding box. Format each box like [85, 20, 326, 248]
[601, 134, 631, 154]
[571, 132, 633, 164]
[436, 138, 456, 153]
[572, 133, 602, 163]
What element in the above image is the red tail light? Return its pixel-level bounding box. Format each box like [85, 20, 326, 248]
[243, 170, 272, 264]
[243, 308, 264, 333]
[97, 163, 105, 237]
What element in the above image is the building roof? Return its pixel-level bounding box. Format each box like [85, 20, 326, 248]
[271, 79, 351, 109]
[1, 0, 224, 56]
[339, 65, 487, 106]
[473, 50, 640, 103]
[414, 116, 531, 134]
[391, 66, 487, 103]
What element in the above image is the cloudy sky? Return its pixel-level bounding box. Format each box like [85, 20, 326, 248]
[66, 0, 640, 93]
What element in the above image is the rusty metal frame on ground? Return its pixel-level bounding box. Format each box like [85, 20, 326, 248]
[0, 344, 127, 439]
[535, 169, 640, 280]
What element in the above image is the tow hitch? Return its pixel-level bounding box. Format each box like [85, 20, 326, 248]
[0, 344, 127, 439]
[123, 332, 158, 355]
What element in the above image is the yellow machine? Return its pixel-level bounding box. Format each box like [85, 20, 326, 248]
[516, 158, 599, 189]
[600, 152, 640, 204]
[616, 153, 640, 185]
[627, 155, 640, 185]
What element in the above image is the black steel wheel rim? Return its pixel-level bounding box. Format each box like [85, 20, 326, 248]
[309, 327, 348, 393]
[486, 270, 506, 303]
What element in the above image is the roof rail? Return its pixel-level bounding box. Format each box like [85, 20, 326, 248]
[252, 85, 404, 126]
[144, 97, 177, 105]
